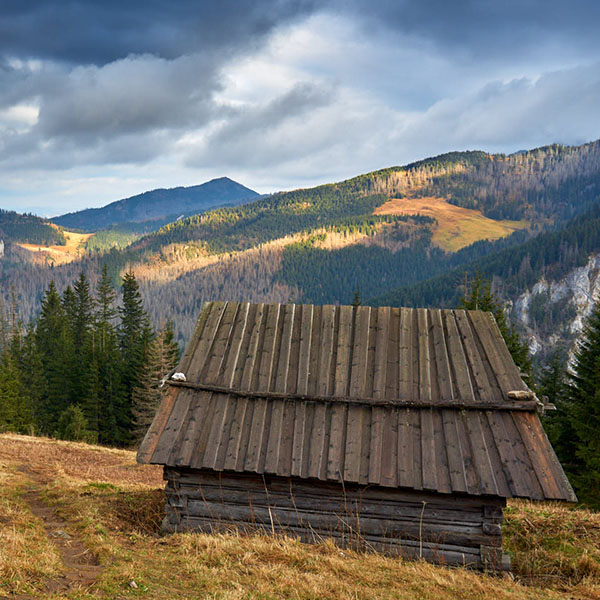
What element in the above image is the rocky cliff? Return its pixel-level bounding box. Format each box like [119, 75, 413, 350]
[513, 254, 600, 356]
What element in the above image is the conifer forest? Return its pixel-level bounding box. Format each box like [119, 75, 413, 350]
[0, 267, 179, 447]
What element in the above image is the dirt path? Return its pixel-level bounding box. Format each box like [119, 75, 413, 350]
[1, 466, 103, 599]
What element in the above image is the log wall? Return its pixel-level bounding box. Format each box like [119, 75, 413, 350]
[163, 468, 510, 571]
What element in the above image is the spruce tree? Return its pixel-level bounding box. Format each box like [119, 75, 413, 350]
[566, 301, 600, 505]
[117, 271, 151, 445]
[91, 265, 123, 445]
[538, 349, 577, 474]
[0, 354, 28, 432]
[20, 323, 45, 432]
[36, 282, 74, 432]
[62, 286, 77, 332]
[69, 273, 96, 410]
[72, 273, 94, 349]
[131, 322, 179, 443]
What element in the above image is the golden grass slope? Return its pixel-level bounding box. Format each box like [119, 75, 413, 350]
[0, 433, 599, 599]
[16, 229, 93, 265]
[374, 197, 528, 252]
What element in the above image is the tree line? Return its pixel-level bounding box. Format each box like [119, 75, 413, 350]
[0, 266, 179, 446]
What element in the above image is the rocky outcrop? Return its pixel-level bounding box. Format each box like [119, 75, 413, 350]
[512, 254, 600, 356]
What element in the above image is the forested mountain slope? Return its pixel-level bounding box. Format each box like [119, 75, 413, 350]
[4, 140, 600, 348]
[0, 210, 66, 246]
[51, 177, 259, 232]
[370, 204, 600, 357]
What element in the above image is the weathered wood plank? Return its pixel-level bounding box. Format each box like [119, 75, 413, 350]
[296, 304, 314, 395]
[273, 304, 295, 393]
[240, 303, 266, 391]
[307, 403, 329, 480]
[453, 309, 495, 404]
[217, 302, 250, 387]
[137, 386, 179, 464]
[468, 311, 524, 395]
[170, 485, 486, 523]
[277, 400, 296, 475]
[441, 409, 469, 493]
[318, 305, 336, 396]
[486, 411, 542, 499]
[397, 408, 414, 489]
[327, 401, 348, 482]
[291, 401, 308, 477]
[169, 390, 214, 467]
[380, 407, 398, 487]
[223, 397, 249, 471]
[306, 305, 323, 397]
[187, 301, 227, 382]
[244, 398, 269, 472]
[258, 304, 281, 393]
[201, 394, 235, 470]
[442, 310, 475, 403]
[150, 389, 194, 465]
[430, 309, 453, 403]
[334, 305, 353, 397]
[202, 301, 239, 384]
[349, 306, 371, 397]
[182, 500, 500, 547]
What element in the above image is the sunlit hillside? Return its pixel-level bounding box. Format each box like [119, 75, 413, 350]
[17, 230, 93, 265]
[374, 196, 528, 251]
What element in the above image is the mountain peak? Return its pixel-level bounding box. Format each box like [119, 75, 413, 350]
[51, 178, 259, 232]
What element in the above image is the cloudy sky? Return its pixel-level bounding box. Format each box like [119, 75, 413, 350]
[2, 0, 600, 216]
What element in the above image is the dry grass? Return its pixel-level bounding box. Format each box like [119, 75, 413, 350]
[0, 463, 63, 596]
[0, 433, 598, 599]
[504, 500, 600, 597]
[374, 197, 528, 252]
[17, 230, 93, 265]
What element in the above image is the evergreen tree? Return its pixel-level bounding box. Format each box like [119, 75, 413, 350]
[159, 321, 180, 372]
[0, 354, 29, 433]
[62, 286, 77, 332]
[90, 265, 123, 445]
[539, 350, 577, 473]
[69, 273, 96, 411]
[117, 271, 151, 445]
[36, 282, 74, 432]
[72, 273, 94, 349]
[131, 322, 179, 443]
[566, 301, 600, 505]
[55, 405, 93, 442]
[20, 323, 45, 432]
[0, 297, 9, 356]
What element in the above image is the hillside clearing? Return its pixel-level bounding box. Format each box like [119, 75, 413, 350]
[0, 434, 598, 599]
[17, 230, 93, 265]
[374, 197, 527, 252]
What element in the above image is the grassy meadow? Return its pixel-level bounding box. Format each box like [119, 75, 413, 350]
[0, 433, 598, 600]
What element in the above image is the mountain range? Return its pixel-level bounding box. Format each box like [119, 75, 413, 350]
[3, 139, 600, 363]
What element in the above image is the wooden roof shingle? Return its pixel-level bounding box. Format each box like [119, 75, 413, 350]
[137, 301, 576, 502]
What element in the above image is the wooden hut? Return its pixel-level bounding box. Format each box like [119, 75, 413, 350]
[137, 301, 576, 570]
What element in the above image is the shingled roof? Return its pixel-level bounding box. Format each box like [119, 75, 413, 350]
[138, 301, 576, 502]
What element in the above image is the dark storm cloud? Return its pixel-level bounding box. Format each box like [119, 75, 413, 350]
[336, 0, 600, 60]
[0, 0, 316, 65]
[2, 0, 600, 214]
